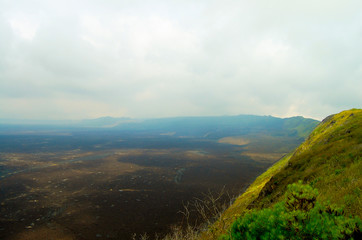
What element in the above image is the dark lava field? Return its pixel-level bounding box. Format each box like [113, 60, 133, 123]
[0, 117, 312, 239]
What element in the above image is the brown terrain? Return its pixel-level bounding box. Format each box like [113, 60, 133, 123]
[0, 143, 271, 239]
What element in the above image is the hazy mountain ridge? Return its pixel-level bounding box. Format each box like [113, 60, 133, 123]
[200, 109, 361, 239]
[0, 115, 318, 139]
[0, 117, 132, 128]
[114, 115, 318, 139]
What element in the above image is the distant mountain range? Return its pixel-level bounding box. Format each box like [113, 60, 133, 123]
[0, 116, 132, 127]
[0, 115, 319, 140]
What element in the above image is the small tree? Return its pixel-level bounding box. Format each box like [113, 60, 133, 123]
[221, 181, 361, 240]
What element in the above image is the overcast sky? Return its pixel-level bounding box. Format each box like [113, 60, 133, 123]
[0, 0, 361, 120]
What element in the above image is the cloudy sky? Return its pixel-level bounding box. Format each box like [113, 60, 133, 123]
[0, 0, 361, 120]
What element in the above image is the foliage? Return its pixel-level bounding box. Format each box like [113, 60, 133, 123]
[284, 181, 318, 212]
[221, 182, 361, 240]
[252, 109, 362, 219]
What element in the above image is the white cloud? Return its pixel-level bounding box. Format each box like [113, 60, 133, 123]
[254, 38, 290, 61]
[0, 0, 361, 120]
[8, 15, 38, 40]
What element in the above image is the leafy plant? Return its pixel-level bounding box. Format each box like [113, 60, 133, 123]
[221, 182, 361, 240]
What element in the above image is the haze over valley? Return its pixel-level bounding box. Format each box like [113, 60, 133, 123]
[0, 115, 318, 239]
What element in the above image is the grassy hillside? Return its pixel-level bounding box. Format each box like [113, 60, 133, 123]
[200, 109, 362, 239]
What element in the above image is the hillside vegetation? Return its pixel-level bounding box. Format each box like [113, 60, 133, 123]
[200, 109, 362, 239]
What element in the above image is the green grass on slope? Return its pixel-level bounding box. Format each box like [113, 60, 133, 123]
[200, 109, 361, 240]
[253, 109, 362, 219]
[283, 116, 319, 139]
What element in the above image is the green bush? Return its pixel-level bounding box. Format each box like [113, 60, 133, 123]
[221, 181, 361, 240]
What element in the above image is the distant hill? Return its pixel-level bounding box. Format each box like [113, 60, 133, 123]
[0, 117, 131, 128]
[0, 115, 318, 140]
[75, 116, 133, 128]
[200, 109, 362, 239]
[113, 115, 319, 139]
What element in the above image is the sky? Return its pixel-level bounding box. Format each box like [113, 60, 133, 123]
[0, 0, 361, 121]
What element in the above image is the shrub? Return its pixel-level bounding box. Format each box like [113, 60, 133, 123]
[221, 181, 361, 240]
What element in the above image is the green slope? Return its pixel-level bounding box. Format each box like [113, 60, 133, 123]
[200, 109, 362, 239]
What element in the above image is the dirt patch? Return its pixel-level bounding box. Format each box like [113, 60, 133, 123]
[218, 137, 250, 146]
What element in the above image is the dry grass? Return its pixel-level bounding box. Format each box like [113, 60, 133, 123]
[198, 154, 292, 240]
[132, 187, 234, 240]
[241, 152, 286, 163]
